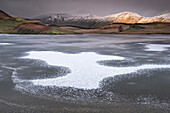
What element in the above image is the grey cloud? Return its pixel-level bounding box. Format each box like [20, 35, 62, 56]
[0, 0, 170, 18]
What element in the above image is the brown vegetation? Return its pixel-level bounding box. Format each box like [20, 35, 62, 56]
[123, 23, 170, 34]
[60, 24, 131, 34]
[12, 23, 51, 34]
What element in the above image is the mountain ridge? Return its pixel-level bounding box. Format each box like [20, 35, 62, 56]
[34, 13, 109, 28]
[35, 12, 170, 28]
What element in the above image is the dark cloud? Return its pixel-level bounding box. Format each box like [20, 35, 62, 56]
[0, 0, 170, 18]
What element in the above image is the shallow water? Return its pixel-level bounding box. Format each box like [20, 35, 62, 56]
[0, 34, 170, 113]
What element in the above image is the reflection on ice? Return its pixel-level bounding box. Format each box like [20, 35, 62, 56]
[145, 44, 170, 51]
[22, 51, 170, 89]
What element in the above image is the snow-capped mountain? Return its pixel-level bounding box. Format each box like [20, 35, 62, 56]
[35, 13, 110, 28]
[35, 12, 170, 28]
[106, 12, 170, 23]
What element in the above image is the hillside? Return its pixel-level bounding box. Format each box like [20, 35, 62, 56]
[0, 10, 13, 19]
[60, 22, 170, 34]
[0, 10, 75, 34]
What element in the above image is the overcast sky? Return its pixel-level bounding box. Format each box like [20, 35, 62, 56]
[0, 0, 170, 18]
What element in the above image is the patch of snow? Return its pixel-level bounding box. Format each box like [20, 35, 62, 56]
[108, 12, 142, 18]
[0, 43, 12, 45]
[21, 51, 170, 89]
[155, 13, 170, 19]
[145, 44, 170, 51]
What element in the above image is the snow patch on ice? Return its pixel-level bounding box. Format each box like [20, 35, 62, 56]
[145, 44, 170, 51]
[0, 43, 12, 45]
[22, 51, 170, 89]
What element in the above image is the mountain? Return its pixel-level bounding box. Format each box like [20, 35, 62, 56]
[0, 10, 13, 19]
[1, 9, 170, 34]
[106, 12, 170, 23]
[106, 12, 142, 23]
[35, 12, 170, 28]
[34, 13, 110, 29]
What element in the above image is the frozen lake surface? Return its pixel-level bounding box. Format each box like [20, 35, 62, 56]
[0, 34, 170, 112]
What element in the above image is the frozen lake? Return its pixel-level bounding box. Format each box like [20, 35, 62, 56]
[0, 34, 170, 112]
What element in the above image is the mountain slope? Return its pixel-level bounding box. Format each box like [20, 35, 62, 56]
[35, 12, 170, 28]
[106, 12, 142, 23]
[35, 13, 110, 28]
[155, 13, 170, 19]
[106, 12, 170, 23]
[0, 10, 74, 34]
[0, 10, 13, 19]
